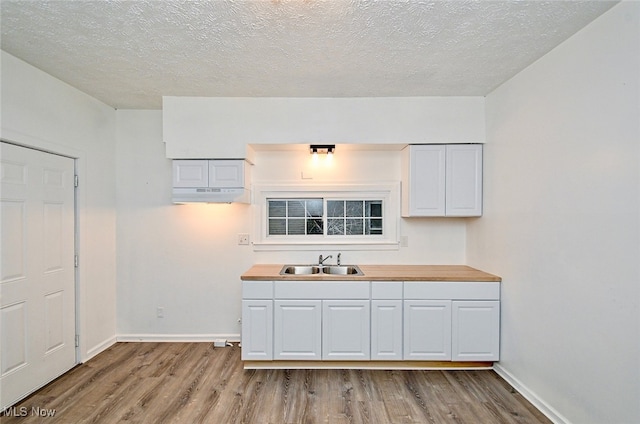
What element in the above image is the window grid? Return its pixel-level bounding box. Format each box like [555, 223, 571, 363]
[268, 199, 323, 236]
[267, 198, 383, 237]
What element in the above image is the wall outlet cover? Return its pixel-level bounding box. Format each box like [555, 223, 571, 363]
[213, 339, 227, 348]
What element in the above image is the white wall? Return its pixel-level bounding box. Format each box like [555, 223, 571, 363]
[1, 51, 118, 360]
[116, 110, 252, 339]
[115, 113, 467, 339]
[467, 3, 640, 423]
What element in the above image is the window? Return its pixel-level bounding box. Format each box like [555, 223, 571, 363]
[267, 198, 383, 237]
[268, 199, 324, 235]
[254, 183, 399, 250]
[327, 200, 382, 235]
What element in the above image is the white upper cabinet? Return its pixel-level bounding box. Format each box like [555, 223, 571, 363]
[172, 159, 248, 188]
[208, 160, 246, 188]
[445, 145, 483, 216]
[402, 144, 482, 217]
[402, 145, 446, 216]
[172, 160, 209, 188]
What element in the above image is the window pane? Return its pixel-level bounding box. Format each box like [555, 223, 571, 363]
[267, 196, 383, 239]
[366, 219, 383, 235]
[288, 219, 306, 235]
[307, 219, 323, 235]
[327, 218, 344, 235]
[288, 200, 306, 217]
[268, 201, 286, 217]
[346, 201, 363, 217]
[345, 218, 363, 235]
[327, 200, 344, 217]
[269, 219, 286, 235]
[365, 201, 382, 217]
[307, 199, 323, 217]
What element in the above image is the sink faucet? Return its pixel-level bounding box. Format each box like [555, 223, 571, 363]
[318, 254, 332, 266]
[337, 253, 341, 265]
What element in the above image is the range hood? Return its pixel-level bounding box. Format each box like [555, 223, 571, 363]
[172, 159, 251, 204]
[172, 187, 250, 204]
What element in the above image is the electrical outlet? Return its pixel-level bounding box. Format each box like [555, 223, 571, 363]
[238, 233, 250, 245]
[157, 307, 164, 318]
[400, 235, 409, 247]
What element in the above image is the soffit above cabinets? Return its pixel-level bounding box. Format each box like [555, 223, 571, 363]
[163, 97, 485, 159]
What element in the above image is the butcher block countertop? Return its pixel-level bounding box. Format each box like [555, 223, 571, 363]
[241, 264, 501, 282]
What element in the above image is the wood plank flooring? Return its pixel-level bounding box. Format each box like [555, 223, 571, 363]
[1, 343, 551, 424]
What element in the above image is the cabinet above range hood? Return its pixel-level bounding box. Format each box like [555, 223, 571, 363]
[172, 159, 250, 204]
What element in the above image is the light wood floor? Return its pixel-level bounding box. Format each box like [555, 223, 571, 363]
[2, 342, 551, 424]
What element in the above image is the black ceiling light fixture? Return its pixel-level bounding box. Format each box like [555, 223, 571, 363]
[309, 144, 335, 156]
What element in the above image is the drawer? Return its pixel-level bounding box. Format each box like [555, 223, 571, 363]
[274, 281, 370, 299]
[242, 281, 273, 299]
[403, 281, 500, 300]
[372, 281, 403, 299]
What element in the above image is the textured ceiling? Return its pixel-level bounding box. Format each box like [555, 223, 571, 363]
[1, 0, 617, 109]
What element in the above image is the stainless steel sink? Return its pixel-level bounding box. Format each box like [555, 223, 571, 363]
[280, 265, 321, 275]
[322, 265, 363, 275]
[279, 265, 364, 276]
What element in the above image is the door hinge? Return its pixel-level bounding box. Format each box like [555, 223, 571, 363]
[74, 175, 79, 187]
[74, 255, 79, 268]
[75, 335, 80, 347]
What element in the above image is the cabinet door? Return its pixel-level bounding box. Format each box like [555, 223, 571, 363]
[241, 300, 273, 360]
[445, 144, 482, 216]
[371, 300, 403, 360]
[274, 300, 322, 360]
[208, 160, 245, 188]
[404, 145, 446, 216]
[403, 300, 452, 360]
[452, 301, 500, 361]
[172, 160, 208, 188]
[322, 300, 370, 360]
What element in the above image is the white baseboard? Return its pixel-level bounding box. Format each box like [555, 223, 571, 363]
[493, 364, 569, 424]
[84, 335, 117, 362]
[116, 333, 241, 343]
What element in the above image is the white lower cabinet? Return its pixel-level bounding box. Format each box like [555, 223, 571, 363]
[371, 281, 404, 360]
[241, 281, 274, 361]
[371, 300, 403, 360]
[403, 300, 452, 360]
[274, 300, 322, 360]
[323, 300, 370, 360]
[452, 301, 500, 361]
[273, 299, 371, 361]
[242, 280, 500, 364]
[241, 300, 273, 360]
[403, 282, 500, 362]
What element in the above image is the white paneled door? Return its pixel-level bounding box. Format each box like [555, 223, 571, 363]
[1, 142, 76, 409]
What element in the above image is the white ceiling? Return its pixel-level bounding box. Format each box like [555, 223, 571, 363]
[1, 0, 617, 110]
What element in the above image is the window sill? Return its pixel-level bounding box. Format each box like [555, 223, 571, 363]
[252, 241, 400, 252]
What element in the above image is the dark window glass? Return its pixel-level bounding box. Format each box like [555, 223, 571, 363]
[327, 200, 344, 217]
[267, 198, 382, 237]
[269, 201, 286, 217]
